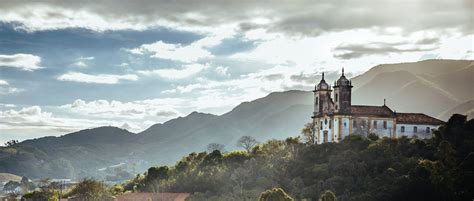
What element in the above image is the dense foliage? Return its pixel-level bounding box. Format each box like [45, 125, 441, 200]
[66, 179, 114, 201]
[259, 188, 294, 201]
[121, 114, 473, 201]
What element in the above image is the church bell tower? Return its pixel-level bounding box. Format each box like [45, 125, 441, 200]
[333, 68, 352, 114]
[313, 72, 333, 117]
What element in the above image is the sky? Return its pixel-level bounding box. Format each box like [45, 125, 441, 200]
[0, 0, 472, 143]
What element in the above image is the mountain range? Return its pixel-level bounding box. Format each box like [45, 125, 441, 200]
[0, 59, 472, 179]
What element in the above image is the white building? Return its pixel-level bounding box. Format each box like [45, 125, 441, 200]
[312, 69, 445, 144]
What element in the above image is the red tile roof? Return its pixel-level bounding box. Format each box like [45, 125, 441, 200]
[396, 113, 445, 125]
[350, 105, 395, 117]
[115, 193, 190, 201]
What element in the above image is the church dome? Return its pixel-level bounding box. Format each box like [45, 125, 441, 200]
[336, 68, 350, 86]
[316, 72, 330, 90]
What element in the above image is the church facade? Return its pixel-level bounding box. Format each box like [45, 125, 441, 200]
[312, 69, 445, 144]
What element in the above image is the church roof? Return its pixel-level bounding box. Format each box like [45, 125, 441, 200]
[335, 68, 351, 87]
[115, 192, 190, 201]
[351, 105, 395, 117]
[396, 113, 445, 125]
[315, 72, 330, 91]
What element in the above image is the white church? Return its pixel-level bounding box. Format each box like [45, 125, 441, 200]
[312, 69, 445, 144]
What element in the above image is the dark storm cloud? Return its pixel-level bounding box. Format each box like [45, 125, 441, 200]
[333, 41, 439, 60]
[0, 0, 471, 35]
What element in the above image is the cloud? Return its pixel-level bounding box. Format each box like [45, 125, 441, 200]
[120, 122, 140, 132]
[71, 61, 87, 67]
[126, 29, 234, 62]
[0, 80, 24, 95]
[126, 41, 212, 62]
[117, 62, 129, 67]
[0, 86, 23, 95]
[0, 106, 113, 132]
[79, 56, 94, 60]
[230, 35, 320, 66]
[0, 54, 42, 71]
[333, 41, 439, 59]
[0, 1, 470, 36]
[57, 72, 138, 84]
[0, 103, 16, 108]
[290, 71, 353, 84]
[138, 63, 209, 79]
[61, 98, 182, 119]
[263, 74, 285, 81]
[416, 38, 440, 45]
[215, 66, 230, 76]
[71, 56, 94, 67]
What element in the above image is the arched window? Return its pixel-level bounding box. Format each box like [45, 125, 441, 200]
[335, 93, 338, 102]
[325, 119, 328, 125]
[320, 121, 323, 130]
[335, 105, 338, 110]
[383, 121, 387, 129]
[344, 122, 347, 127]
[401, 126, 405, 133]
[329, 120, 332, 129]
[414, 126, 418, 133]
[426, 127, 430, 133]
[316, 97, 319, 106]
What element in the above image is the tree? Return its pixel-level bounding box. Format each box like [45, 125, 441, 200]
[301, 122, 316, 144]
[4, 139, 19, 147]
[259, 188, 294, 201]
[3, 181, 20, 192]
[22, 190, 57, 201]
[237, 136, 258, 153]
[67, 179, 113, 201]
[144, 166, 169, 192]
[38, 178, 52, 192]
[231, 167, 251, 198]
[207, 143, 225, 153]
[319, 190, 337, 201]
[20, 176, 35, 193]
[5, 192, 20, 200]
[367, 133, 379, 141]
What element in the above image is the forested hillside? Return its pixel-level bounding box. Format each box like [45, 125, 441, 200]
[121, 114, 474, 201]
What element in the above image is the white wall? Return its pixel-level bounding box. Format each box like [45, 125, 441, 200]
[314, 116, 334, 144]
[396, 124, 437, 139]
[369, 119, 395, 138]
[314, 117, 440, 143]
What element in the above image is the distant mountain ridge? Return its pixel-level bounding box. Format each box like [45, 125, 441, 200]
[0, 59, 472, 179]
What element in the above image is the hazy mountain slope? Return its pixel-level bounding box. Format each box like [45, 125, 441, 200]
[138, 90, 313, 164]
[139, 112, 218, 142]
[1, 127, 140, 178]
[385, 79, 459, 116]
[352, 60, 473, 117]
[353, 72, 459, 117]
[257, 104, 313, 139]
[0, 173, 21, 183]
[352, 70, 421, 106]
[430, 62, 474, 101]
[351, 59, 472, 90]
[194, 90, 312, 143]
[438, 100, 474, 120]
